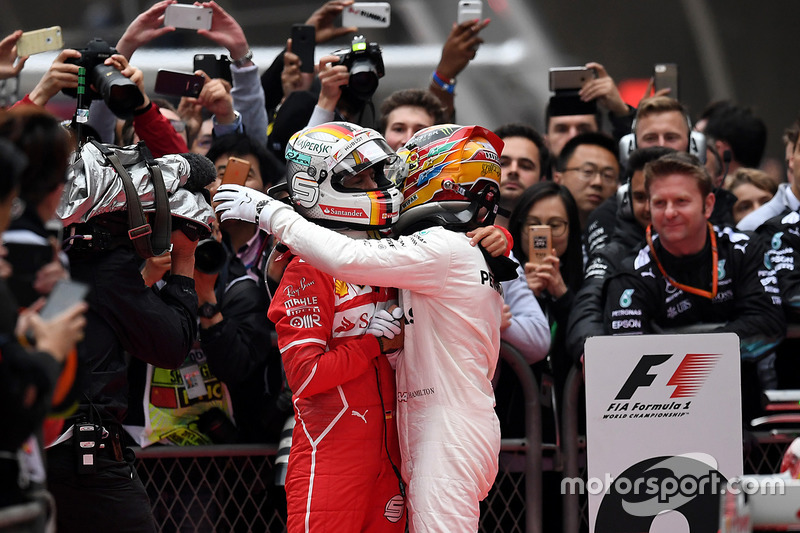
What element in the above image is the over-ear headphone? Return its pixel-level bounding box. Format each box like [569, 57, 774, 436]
[618, 115, 706, 167]
[617, 179, 634, 221]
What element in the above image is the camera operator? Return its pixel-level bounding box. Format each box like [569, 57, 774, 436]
[43, 147, 202, 533]
[132, 221, 275, 445]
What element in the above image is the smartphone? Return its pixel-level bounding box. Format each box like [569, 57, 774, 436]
[291, 24, 316, 74]
[16, 26, 63, 57]
[654, 63, 679, 100]
[457, 0, 483, 24]
[193, 54, 231, 84]
[39, 279, 89, 320]
[221, 156, 251, 186]
[4, 241, 53, 307]
[528, 225, 552, 265]
[154, 70, 205, 97]
[164, 4, 213, 31]
[342, 2, 391, 28]
[549, 66, 597, 92]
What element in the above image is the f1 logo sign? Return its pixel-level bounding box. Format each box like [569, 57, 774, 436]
[615, 354, 672, 400]
[615, 353, 720, 400]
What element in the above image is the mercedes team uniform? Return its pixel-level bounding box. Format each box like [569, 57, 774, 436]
[268, 257, 404, 533]
[604, 225, 785, 422]
[269, 209, 504, 533]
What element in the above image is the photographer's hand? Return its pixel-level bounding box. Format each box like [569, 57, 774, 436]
[194, 73, 235, 124]
[19, 302, 88, 363]
[116, 0, 177, 60]
[281, 39, 313, 99]
[196, 1, 250, 62]
[580, 62, 629, 117]
[316, 54, 348, 112]
[433, 18, 489, 120]
[169, 229, 198, 278]
[141, 255, 172, 287]
[0, 30, 27, 80]
[103, 54, 150, 110]
[29, 49, 81, 106]
[306, 0, 357, 44]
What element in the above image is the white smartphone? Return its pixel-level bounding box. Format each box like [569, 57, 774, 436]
[342, 2, 391, 28]
[16, 26, 63, 57]
[39, 279, 89, 320]
[457, 0, 483, 24]
[164, 4, 213, 31]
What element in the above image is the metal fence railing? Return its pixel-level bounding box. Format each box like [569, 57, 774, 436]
[134, 341, 544, 533]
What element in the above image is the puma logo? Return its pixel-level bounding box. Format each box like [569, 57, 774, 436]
[351, 410, 368, 423]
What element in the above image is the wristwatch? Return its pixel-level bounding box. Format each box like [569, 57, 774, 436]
[198, 302, 221, 318]
[232, 49, 253, 67]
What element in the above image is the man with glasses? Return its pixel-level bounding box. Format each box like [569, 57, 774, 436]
[603, 152, 784, 424]
[553, 132, 620, 230]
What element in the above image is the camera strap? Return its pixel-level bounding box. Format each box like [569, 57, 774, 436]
[140, 142, 172, 256]
[91, 141, 171, 258]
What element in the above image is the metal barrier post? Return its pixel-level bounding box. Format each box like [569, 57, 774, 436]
[561, 364, 583, 533]
[499, 341, 542, 533]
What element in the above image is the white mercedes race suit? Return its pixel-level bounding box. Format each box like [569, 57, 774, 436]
[269, 207, 503, 533]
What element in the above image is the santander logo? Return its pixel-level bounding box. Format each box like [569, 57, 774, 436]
[321, 205, 367, 218]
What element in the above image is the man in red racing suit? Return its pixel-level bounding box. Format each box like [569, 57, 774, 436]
[268, 257, 405, 532]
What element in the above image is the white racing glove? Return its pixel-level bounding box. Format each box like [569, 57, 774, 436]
[366, 308, 404, 339]
[213, 184, 288, 234]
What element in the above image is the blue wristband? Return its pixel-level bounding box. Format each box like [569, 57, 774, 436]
[432, 71, 456, 94]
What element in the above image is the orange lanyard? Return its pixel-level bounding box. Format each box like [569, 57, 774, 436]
[645, 222, 719, 299]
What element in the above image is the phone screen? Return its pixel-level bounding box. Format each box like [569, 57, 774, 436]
[39, 280, 89, 320]
[528, 225, 552, 265]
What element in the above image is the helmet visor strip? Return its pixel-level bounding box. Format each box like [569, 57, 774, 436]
[329, 136, 397, 191]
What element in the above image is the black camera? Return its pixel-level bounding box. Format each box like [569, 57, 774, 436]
[62, 39, 144, 119]
[194, 238, 227, 274]
[331, 35, 385, 100]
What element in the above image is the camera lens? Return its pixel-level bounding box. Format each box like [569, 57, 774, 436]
[348, 59, 379, 98]
[194, 239, 227, 274]
[92, 64, 144, 119]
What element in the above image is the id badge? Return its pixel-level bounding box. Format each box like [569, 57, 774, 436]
[181, 363, 207, 399]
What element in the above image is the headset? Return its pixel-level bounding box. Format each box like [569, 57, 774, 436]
[618, 114, 706, 167]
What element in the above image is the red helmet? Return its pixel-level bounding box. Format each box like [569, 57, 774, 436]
[389, 124, 504, 235]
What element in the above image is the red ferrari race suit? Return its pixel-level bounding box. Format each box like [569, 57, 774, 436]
[268, 256, 405, 533]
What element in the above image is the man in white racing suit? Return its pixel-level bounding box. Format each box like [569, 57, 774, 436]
[216, 124, 507, 532]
